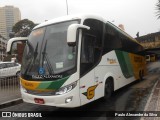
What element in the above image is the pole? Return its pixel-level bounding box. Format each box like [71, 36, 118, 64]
[66, 0, 69, 15]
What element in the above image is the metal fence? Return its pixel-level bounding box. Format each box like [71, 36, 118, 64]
[0, 76, 21, 104]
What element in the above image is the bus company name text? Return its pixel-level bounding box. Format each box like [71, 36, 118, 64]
[32, 75, 63, 79]
[107, 58, 117, 64]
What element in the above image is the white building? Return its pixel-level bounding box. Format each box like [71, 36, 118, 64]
[0, 6, 21, 39]
[0, 35, 7, 61]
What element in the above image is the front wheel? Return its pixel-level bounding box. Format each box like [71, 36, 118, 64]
[104, 78, 114, 100]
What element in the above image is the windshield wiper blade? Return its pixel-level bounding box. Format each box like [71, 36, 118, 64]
[31, 42, 39, 65]
[24, 42, 39, 74]
[42, 40, 54, 74]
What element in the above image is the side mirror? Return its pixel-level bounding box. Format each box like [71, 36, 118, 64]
[7, 37, 28, 55]
[67, 24, 90, 46]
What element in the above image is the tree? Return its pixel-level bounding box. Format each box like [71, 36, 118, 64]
[12, 19, 36, 37]
[156, 0, 160, 19]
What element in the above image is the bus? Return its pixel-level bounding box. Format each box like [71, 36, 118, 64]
[145, 54, 156, 62]
[7, 14, 146, 108]
[150, 54, 156, 62]
[145, 55, 150, 62]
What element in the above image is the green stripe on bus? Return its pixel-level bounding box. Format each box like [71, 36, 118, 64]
[122, 52, 134, 77]
[115, 50, 133, 78]
[37, 76, 70, 90]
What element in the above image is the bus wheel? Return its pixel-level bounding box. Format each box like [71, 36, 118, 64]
[139, 70, 144, 81]
[104, 78, 113, 100]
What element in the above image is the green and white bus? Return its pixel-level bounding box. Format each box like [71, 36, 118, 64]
[7, 14, 146, 108]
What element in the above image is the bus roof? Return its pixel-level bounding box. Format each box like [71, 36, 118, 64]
[33, 14, 142, 47]
[33, 14, 106, 30]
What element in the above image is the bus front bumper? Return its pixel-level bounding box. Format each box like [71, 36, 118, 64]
[21, 85, 81, 108]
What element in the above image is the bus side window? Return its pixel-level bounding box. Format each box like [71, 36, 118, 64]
[120, 34, 143, 53]
[81, 34, 96, 63]
[104, 23, 122, 52]
[80, 19, 103, 77]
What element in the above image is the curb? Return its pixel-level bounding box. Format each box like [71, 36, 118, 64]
[144, 80, 158, 111]
[140, 79, 159, 120]
[0, 98, 23, 109]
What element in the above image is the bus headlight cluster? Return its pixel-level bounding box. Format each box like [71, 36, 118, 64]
[55, 81, 77, 95]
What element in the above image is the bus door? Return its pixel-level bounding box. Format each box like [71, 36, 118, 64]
[79, 34, 96, 105]
[79, 34, 103, 105]
[79, 19, 103, 105]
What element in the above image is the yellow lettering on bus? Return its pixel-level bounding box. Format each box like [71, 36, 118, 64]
[20, 77, 40, 90]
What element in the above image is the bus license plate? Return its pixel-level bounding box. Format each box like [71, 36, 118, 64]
[34, 98, 45, 104]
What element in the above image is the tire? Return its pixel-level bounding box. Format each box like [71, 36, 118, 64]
[104, 78, 114, 100]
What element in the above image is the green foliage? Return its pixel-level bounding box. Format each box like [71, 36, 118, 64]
[12, 19, 36, 37]
[156, 0, 160, 19]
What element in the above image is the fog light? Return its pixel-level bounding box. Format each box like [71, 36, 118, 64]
[65, 96, 73, 103]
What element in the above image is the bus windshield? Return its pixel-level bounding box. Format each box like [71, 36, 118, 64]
[21, 20, 79, 80]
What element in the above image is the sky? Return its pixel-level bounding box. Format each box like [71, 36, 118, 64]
[0, 0, 160, 37]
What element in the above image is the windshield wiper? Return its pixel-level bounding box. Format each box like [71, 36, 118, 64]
[24, 42, 39, 74]
[42, 40, 54, 74]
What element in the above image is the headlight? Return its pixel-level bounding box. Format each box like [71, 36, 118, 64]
[55, 81, 77, 95]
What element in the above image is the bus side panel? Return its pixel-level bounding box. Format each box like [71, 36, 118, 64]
[115, 50, 134, 78]
[95, 66, 121, 99]
[129, 53, 146, 80]
[112, 50, 137, 87]
[115, 50, 146, 80]
[95, 51, 120, 88]
[94, 51, 126, 100]
[79, 69, 95, 106]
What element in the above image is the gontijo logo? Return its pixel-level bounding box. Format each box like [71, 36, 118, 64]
[82, 85, 98, 100]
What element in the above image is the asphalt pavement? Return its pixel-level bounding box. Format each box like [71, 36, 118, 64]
[140, 78, 160, 120]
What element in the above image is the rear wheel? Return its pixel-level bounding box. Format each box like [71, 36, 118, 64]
[104, 78, 114, 100]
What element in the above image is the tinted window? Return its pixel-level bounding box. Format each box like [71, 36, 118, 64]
[81, 34, 95, 63]
[80, 19, 103, 76]
[104, 22, 143, 54]
[120, 34, 143, 53]
[103, 23, 122, 53]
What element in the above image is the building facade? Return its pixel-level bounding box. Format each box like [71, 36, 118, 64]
[0, 35, 7, 61]
[136, 32, 160, 49]
[0, 6, 21, 39]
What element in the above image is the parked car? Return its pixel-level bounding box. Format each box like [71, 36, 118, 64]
[0, 62, 21, 78]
